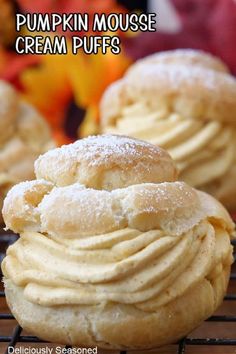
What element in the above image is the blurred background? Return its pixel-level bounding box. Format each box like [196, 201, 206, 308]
[0, 0, 236, 145]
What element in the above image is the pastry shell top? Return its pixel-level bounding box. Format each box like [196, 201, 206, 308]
[101, 63, 236, 128]
[127, 49, 229, 74]
[3, 134, 233, 237]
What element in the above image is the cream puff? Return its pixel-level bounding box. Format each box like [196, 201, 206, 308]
[0, 80, 54, 221]
[2, 134, 234, 349]
[100, 49, 236, 210]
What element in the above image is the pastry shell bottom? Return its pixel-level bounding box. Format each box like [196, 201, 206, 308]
[3, 266, 230, 350]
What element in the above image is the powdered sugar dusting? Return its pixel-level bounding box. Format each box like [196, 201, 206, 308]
[132, 49, 227, 73]
[78, 134, 163, 164]
[39, 184, 125, 237]
[5, 179, 52, 199]
[36, 134, 167, 168]
[115, 181, 205, 236]
[34, 134, 176, 190]
[128, 64, 236, 93]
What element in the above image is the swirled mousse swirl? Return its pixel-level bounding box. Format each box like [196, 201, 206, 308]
[2, 218, 233, 308]
[2, 135, 235, 349]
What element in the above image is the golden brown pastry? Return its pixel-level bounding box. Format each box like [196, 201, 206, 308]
[2, 134, 234, 349]
[0, 80, 54, 222]
[100, 49, 236, 210]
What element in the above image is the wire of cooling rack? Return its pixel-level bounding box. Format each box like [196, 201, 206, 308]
[0, 235, 235, 354]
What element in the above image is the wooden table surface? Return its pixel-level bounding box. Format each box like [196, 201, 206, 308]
[0, 236, 235, 354]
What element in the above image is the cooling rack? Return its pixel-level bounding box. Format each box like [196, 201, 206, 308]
[0, 233, 235, 354]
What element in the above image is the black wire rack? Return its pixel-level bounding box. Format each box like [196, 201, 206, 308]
[0, 233, 235, 354]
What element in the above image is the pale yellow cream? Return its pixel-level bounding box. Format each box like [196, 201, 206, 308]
[104, 103, 236, 189]
[2, 220, 232, 311]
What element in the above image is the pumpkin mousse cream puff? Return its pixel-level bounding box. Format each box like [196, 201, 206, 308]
[101, 49, 236, 210]
[0, 80, 54, 222]
[2, 134, 235, 349]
